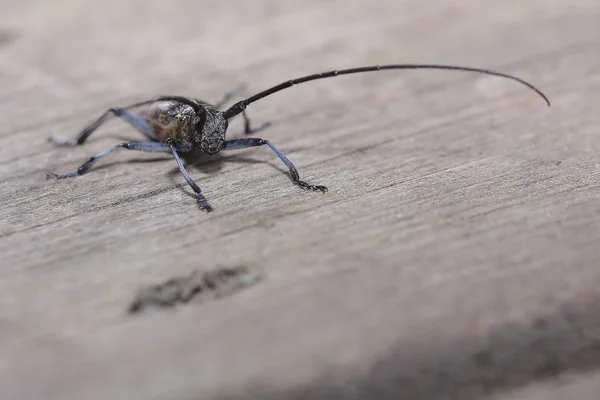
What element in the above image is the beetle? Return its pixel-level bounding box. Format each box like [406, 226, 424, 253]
[47, 64, 550, 211]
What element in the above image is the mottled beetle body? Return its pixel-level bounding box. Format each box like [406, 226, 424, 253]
[139, 99, 228, 154]
[48, 63, 550, 212]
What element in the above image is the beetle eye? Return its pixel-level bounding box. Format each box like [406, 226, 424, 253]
[195, 107, 207, 128]
[193, 102, 206, 117]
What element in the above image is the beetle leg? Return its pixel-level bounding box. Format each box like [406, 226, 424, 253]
[223, 138, 327, 192]
[50, 102, 157, 147]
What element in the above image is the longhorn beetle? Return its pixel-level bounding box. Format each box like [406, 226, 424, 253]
[47, 64, 550, 212]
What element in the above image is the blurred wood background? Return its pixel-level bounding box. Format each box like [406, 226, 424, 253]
[1, 0, 600, 399]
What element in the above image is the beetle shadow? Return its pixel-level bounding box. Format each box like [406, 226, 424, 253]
[101, 134, 307, 199]
[104, 135, 253, 177]
[165, 147, 291, 200]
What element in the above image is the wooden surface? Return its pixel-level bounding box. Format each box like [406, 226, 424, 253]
[1, 0, 600, 399]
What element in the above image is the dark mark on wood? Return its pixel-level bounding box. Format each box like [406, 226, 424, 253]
[128, 266, 261, 313]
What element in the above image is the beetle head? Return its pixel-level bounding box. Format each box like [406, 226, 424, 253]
[198, 111, 228, 155]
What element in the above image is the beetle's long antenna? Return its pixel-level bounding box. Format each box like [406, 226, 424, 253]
[223, 64, 550, 119]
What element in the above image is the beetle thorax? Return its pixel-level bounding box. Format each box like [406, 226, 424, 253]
[139, 100, 202, 151]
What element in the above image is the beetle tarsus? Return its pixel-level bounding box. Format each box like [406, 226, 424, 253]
[296, 180, 328, 192]
[197, 195, 213, 212]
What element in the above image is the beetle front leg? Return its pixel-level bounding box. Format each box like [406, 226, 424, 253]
[223, 138, 327, 192]
[167, 139, 212, 211]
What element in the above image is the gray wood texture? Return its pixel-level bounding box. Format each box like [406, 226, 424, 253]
[1, 0, 600, 399]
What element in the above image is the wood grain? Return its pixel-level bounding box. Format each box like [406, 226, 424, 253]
[1, 0, 600, 399]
